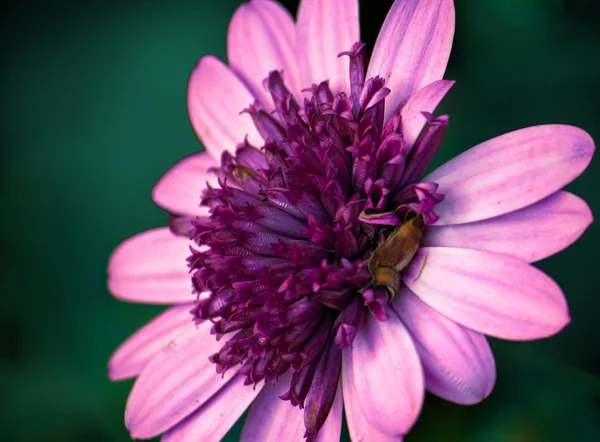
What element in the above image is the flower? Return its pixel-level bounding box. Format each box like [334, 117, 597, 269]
[107, 0, 595, 440]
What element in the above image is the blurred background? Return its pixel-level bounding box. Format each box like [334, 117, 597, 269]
[1, 0, 599, 440]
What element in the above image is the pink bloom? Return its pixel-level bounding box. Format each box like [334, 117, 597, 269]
[107, 0, 594, 440]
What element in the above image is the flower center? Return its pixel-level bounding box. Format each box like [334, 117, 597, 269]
[180, 42, 447, 437]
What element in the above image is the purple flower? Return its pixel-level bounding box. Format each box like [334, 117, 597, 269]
[107, 0, 595, 440]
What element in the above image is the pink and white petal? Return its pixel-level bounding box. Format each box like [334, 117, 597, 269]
[347, 312, 424, 436]
[109, 304, 195, 381]
[188, 55, 263, 161]
[423, 191, 593, 263]
[367, 0, 455, 121]
[125, 322, 236, 439]
[313, 382, 343, 442]
[296, 0, 359, 94]
[240, 373, 305, 441]
[227, 0, 301, 106]
[162, 375, 263, 442]
[108, 228, 194, 304]
[391, 289, 496, 405]
[425, 125, 595, 226]
[399, 79, 455, 149]
[152, 152, 219, 217]
[343, 356, 403, 442]
[404, 247, 570, 341]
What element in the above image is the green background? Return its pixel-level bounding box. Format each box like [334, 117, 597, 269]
[1, 0, 599, 440]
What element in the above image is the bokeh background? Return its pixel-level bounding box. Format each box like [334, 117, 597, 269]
[1, 0, 599, 440]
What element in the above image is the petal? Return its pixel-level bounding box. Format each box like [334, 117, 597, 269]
[423, 191, 593, 263]
[227, 0, 301, 107]
[346, 312, 424, 436]
[107, 228, 194, 304]
[367, 0, 455, 121]
[125, 322, 236, 439]
[152, 152, 219, 217]
[109, 304, 195, 381]
[403, 247, 570, 341]
[425, 125, 595, 226]
[399, 79, 455, 149]
[188, 55, 263, 161]
[297, 0, 359, 93]
[343, 358, 403, 442]
[313, 381, 343, 442]
[240, 373, 305, 441]
[162, 374, 263, 442]
[391, 289, 496, 405]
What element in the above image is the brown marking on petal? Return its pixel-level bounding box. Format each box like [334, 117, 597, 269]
[359, 209, 392, 220]
[232, 165, 259, 183]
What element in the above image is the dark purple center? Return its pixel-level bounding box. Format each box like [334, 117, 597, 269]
[177, 42, 447, 438]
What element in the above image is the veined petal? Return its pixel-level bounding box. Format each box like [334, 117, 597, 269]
[425, 125, 595, 226]
[227, 0, 301, 106]
[297, 0, 359, 94]
[399, 80, 455, 149]
[367, 0, 455, 121]
[240, 373, 305, 441]
[313, 382, 343, 442]
[152, 152, 219, 217]
[392, 289, 496, 405]
[423, 191, 593, 263]
[188, 55, 263, 161]
[162, 374, 263, 442]
[404, 247, 570, 341]
[343, 357, 403, 442]
[107, 228, 193, 304]
[346, 312, 424, 436]
[109, 304, 195, 381]
[125, 323, 236, 439]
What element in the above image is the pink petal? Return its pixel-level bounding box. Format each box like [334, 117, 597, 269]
[425, 125, 595, 226]
[109, 304, 195, 381]
[403, 247, 570, 341]
[125, 322, 236, 439]
[346, 312, 424, 436]
[391, 289, 496, 405]
[162, 374, 263, 442]
[343, 357, 404, 442]
[399, 79, 455, 149]
[227, 0, 301, 107]
[107, 228, 194, 304]
[313, 381, 343, 442]
[423, 191, 593, 263]
[297, 0, 359, 94]
[188, 55, 263, 161]
[240, 373, 305, 441]
[367, 0, 455, 121]
[151, 152, 219, 217]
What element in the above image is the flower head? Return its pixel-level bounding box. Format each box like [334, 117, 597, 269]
[108, 0, 594, 440]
